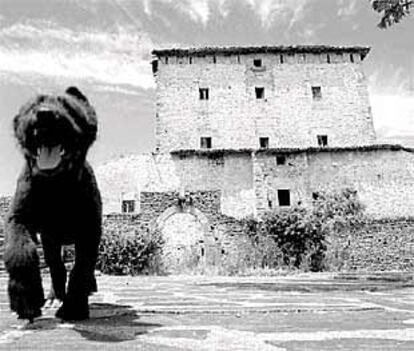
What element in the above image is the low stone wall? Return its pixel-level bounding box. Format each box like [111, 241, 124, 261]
[331, 218, 414, 271]
[0, 196, 11, 221]
[2, 193, 414, 273]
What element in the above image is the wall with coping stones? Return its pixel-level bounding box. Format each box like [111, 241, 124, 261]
[154, 52, 376, 152]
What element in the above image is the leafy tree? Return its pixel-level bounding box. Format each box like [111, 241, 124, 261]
[370, 0, 413, 28]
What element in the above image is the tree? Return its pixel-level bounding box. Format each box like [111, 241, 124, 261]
[371, 0, 413, 28]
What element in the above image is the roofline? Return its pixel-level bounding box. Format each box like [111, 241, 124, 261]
[152, 45, 371, 60]
[170, 144, 414, 157]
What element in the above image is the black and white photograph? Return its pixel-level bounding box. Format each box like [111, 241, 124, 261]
[0, 0, 414, 350]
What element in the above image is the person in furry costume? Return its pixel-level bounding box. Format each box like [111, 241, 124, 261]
[3, 87, 102, 322]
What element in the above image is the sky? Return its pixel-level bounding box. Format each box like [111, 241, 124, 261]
[0, 0, 413, 195]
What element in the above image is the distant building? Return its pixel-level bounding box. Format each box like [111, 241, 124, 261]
[99, 45, 413, 219]
[93, 46, 414, 272]
[152, 46, 376, 152]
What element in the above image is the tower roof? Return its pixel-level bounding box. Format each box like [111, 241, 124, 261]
[152, 45, 370, 60]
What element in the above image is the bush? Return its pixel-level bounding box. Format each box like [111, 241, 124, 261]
[244, 188, 365, 272]
[96, 227, 164, 275]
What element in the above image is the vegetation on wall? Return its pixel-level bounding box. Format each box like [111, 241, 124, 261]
[96, 224, 164, 275]
[243, 188, 365, 272]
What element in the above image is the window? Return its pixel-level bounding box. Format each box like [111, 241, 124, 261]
[253, 59, 262, 67]
[259, 137, 269, 149]
[189, 57, 193, 64]
[200, 137, 212, 149]
[280, 54, 284, 64]
[327, 54, 331, 63]
[255, 87, 265, 99]
[312, 192, 320, 200]
[312, 86, 322, 100]
[199, 88, 209, 100]
[350, 54, 354, 63]
[278, 189, 291, 207]
[276, 155, 286, 165]
[213, 55, 217, 64]
[151, 60, 158, 74]
[122, 200, 135, 213]
[317, 135, 328, 147]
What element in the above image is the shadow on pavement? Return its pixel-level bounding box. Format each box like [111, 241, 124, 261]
[25, 303, 162, 343]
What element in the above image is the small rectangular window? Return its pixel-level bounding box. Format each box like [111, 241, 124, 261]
[312, 86, 322, 100]
[278, 189, 291, 207]
[199, 88, 209, 100]
[200, 137, 212, 149]
[253, 59, 262, 67]
[276, 155, 286, 165]
[255, 87, 265, 99]
[350, 54, 354, 63]
[151, 60, 158, 74]
[327, 54, 331, 63]
[189, 57, 193, 64]
[122, 200, 135, 213]
[317, 135, 328, 147]
[259, 137, 269, 149]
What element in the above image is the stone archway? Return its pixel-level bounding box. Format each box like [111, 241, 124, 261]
[155, 205, 211, 274]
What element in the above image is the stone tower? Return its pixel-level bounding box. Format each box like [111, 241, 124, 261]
[152, 46, 376, 152]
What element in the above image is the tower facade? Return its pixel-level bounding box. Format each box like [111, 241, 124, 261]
[152, 46, 376, 153]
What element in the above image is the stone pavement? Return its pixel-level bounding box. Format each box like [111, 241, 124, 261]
[2, 272, 414, 350]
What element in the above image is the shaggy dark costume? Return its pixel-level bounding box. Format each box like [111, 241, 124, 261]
[3, 87, 102, 322]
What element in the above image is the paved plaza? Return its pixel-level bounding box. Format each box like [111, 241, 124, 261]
[2, 272, 414, 350]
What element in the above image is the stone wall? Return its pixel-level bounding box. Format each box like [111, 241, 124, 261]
[97, 146, 414, 219]
[0, 196, 11, 221]
[331, 218, 414, 271]
[253, 147, 414, 218]
[154, 52, 376, 152]
[171, 152, 256, 218]
[103, 190, 251, 273]
[0, 197, 11, 241]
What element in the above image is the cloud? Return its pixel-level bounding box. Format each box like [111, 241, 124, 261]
[0, 22, 155, 89]
[370, 92, 414, 136]
[138, 0, 310, 27]
[337, 0, 358, 17]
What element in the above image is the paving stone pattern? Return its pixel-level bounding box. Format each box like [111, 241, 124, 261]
[2, 273, 414, 350]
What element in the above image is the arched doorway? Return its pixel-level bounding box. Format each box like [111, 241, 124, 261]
[156, 205, 210, 274]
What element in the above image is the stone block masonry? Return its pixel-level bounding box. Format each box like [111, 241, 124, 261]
[332, 218, 414, 271]
[252, 146, 414, 218]
[0, 196, 11, 222]
[152, 46, 376, 152]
